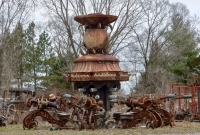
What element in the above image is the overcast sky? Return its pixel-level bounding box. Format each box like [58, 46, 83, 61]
[169, 0, 200, 17]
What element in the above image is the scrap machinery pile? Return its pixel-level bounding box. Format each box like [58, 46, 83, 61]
[23, 93, 174, 130]
[109, 94, 175, 129]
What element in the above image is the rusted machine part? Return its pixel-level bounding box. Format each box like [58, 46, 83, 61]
[127, 108, 141, 113]
[89, 111, 98, 130]
[70, 106, 92, 130]
[55, 97, 67, 111]
[79, 110, 91, 130]
[112, 112, 121, 121]
[61, 95, 102, 130]
[31, 99, 59, 109]
[120, 113, 134, 129]
[80, 110, 87, 130]
[84, 97, 95, 109]
[56, 112, 81, 130]
[137, 96, 152, 109]
[117, 96, 152, 110]
[174, 109, 191, 122]
[174, 112, 185, 121]
[153, 108, 173, 127]
[23, 109, 65, 129]
[105, 119, 116, 129]
[151, 94, 166, 104]
[84, 97, 101, 110]
[70, 107, 86, 130]
[148, 110, 162, 128]
[81, 110, 98, 130]
[121, 110, 158, 129]
[25, 97, 33, 108]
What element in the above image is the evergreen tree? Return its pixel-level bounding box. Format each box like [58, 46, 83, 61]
[37, 31, 69, 90]
[10, 22, 26, 89]
[164, 13, 199, 84]
[2, 22, 26, 90]
[24, 22, 37, 91]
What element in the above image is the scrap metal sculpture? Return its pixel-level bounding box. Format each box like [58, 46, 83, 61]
[23, 95, 80, 130]
[110, 94, 176, 129]
[70, 95, 105, 130]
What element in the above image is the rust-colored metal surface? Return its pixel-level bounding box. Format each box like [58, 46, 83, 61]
[22, 93, 176, 130]
[65, 54, 130, 82]
[23, 109, 65, 129]
[23, 94, 105, 130]
[65, 13, 130, 83]
[64, 13, 130, 111]
[74, 13, 118, 25]
[72, 55, 120, 72]
[23, 95, 82, 130]
[153, 108, 173, 127]
[0, 89, 34, 124]
[23, 97, 65, 129]
[74, 54, 119, 62]
[111, 95, 174, 128]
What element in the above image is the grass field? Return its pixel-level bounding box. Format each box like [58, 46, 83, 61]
[1, 121, 200, 135]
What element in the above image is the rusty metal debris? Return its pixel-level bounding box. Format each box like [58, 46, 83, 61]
[23, 93, 175, 130]
[109, 94, 174, 128]
[23, 95, 80, 130]
[0, 89, 34, 124]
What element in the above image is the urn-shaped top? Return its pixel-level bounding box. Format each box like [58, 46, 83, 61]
[74, 13, 118, 54]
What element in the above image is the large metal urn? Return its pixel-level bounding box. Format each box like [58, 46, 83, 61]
[64, 13, 130, 111]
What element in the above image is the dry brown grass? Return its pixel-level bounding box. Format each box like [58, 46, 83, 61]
[1, 121, 200, 135]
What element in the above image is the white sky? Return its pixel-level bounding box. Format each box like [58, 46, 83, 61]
[33, 1, 200, 22]
[169, 0, 200, 17]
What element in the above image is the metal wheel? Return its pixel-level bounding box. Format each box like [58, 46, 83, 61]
[137, 111, 157, 128]
[89, 111, 97, 130]
[105, 119, 116, 129]
[146, 121, 154, 129]
[6, 104, 19, 124]
[28, 120, 38, 129]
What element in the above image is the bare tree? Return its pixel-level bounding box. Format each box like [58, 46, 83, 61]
[122, 0, 173, 93]
[0, 0, 37, 92]
[41, 0, 200, 93]
[42, 0, 143, 90]
[124, 0, 200, 94]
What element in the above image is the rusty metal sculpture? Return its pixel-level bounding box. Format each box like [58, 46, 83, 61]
[23, 93, 106, 130]
[110, 94, 176, 129]
[23, 95, 81, 130]
[110, 96, 157, 128]
[64, 13, 129, 83]
[0, 89, 34, 124]
[73, 96, 105, 130]
[63, 13, 130, 112]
